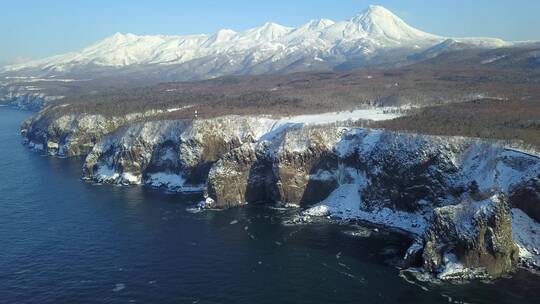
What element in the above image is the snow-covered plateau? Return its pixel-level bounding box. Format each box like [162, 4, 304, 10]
[20, 108, 540, 281]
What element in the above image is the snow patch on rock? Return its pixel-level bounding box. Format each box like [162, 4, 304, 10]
[303, 184, 428, 235]
[437, 253, 488, 280]
[512, 208, 540, 268]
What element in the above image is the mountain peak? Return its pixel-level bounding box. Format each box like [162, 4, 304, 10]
[109, 32, 138, 40]
[366, 4, 394, 15]
[305, 18, 335, 29]
[352, 5, 404, 26]
[259, 22, 292, 32]
[244, 22, 293, 41]
[101, 32, 140, 46]
[348, 4, 440, 43]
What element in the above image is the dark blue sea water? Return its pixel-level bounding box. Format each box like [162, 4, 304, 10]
[0, 107, 539, 304]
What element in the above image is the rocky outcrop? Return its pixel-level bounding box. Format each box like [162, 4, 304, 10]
[421, 195, 519, 279]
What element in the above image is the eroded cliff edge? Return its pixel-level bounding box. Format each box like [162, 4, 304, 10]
[21, 109, 540, 281]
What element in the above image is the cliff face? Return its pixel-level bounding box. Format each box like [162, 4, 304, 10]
[21, 105, 167, 157]
[4, 94, 51, 111]
[210, 127, 540, 211]
[208, 126, 344, 207]
[21, 112, 540, 280]
[0, 86, 62, 111]
[81, 117, 276, 191]
[22, 111, 118, 156]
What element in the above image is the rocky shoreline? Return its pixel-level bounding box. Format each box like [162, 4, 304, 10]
[20, 107, 540, 281]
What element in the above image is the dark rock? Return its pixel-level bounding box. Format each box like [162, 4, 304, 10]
[509, 177, 540, 222]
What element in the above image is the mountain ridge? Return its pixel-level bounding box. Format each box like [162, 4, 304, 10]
[2, 5, 516, 75]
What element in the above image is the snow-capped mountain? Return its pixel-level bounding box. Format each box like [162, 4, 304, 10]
[1, 5, 515, 79]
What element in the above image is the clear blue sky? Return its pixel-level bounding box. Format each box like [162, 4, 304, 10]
[1, 0, 539, 65]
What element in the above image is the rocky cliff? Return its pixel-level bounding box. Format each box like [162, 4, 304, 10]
[2, 93, 53, 111]
[21, 111, 540, 280]
[81, 117, 276, 191]
[21, 105, 169, 157]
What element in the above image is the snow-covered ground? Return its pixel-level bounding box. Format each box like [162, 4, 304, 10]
[5, 77, 87, 83]
[145, 172, 204, 192]
[459, 144, 540, 193]
[512, 208, 540, 267]
[279, 107, 403, 124]
[303, 184, 428, 235]
[166, 105, 194, 113]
